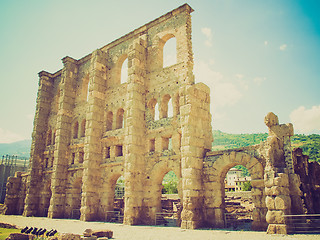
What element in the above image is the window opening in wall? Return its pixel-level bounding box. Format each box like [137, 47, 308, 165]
[82, 75, 90, 102]
[115, 145, 123, 157]
[149, 139, 155, 152]
[121, 58, 128, 84]
[162, 137, 169, 151]
[155, 102, 160, 121]
[168, 98, 173, 118]
[106, 111, 113, 131]
[79, 152, 84, 164]
[81, 119, 86, 137]
[116, 109, 124, 129]
[73, 122, 78, 139]
[46, 130, 52, 146]
[163, 37, 177, 68]
[51, 157, 54, 168]
[168, 137, 172, 150]
[104, 146, 111, 159]
[52, 130, 56, 145]
[45, 158, 49, 168]
[161, 95, 171, 119]
[71, 153, 75, 165]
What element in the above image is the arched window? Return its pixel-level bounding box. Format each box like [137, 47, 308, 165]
[168, 98, 173, 118]
[106, 111, 113, 131]
[82, 75, 90, 102]
[46, 129, 52, 146]
[163, 35, 177, 68]
[116, 108, 124, 129]
[121, 57, 128, 84]
[160, 94, 171, 119]
[73, 121, 79, 139]
[52, 130, 56, 145]
[155, 102, 160, 121]
[80, 119, 86, 137]
[148, 98, 158, 121]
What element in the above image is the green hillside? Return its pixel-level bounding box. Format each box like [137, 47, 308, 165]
[212, 130, 320, 163]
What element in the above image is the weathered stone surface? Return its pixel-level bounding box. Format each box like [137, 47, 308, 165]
[3, 3, 313, 235]
[58, 233, 81, 240]
[92, 230, 113, 238]
[266, 210, 285, 224]
[267, 224, 288, 234]
[83, 229, 93, 237]
[6, 233, 34, 240]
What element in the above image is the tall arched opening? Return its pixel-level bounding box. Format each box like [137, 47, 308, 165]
[66, 175, 82, 219]
[148, 162, 181, 227]
[101, 173, 125, 223]
[203, 152, 267, 231]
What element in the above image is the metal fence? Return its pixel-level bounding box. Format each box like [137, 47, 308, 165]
[105, 211, 123, 223]
[155, 212, 178, 226]
[0, 154, 29, 203]
[284, 214, 320, 234]
[224, 212, 253, 230]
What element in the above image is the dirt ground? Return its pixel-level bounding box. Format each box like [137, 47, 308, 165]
[0, 215, 319, 240]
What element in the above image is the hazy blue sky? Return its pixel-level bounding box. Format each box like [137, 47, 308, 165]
[0, 0, 319, 143]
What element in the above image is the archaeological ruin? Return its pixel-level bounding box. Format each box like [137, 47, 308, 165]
[3, 4, 320, 234]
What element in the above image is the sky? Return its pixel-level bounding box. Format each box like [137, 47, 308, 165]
[0, 0, 319, 143]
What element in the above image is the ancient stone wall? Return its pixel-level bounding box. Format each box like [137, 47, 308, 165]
[292, 148, 320, 214]
[3, 4, 311, 234]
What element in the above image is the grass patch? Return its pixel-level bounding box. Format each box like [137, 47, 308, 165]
[0, 228, 21, 240]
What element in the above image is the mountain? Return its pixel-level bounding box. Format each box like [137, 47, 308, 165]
[0, 139, 31, 158]
[0, 130, 319, 163]
[212, 130, 320, 163]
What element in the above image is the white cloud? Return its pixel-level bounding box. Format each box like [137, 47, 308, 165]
[235, 74, 244, 79]
[253, 77, 266, 85]
[280, 44, 287, 51]
[290, 105, 320, 133]
[194, 60, 242, 107]
[201, 27, 213, 47]
[0, 128, 25, 143]
[235, 74, 248, 90]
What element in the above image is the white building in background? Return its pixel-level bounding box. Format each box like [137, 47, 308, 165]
[225, 167, 251, 192]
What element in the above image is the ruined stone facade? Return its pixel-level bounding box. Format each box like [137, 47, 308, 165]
[4, 4, 310, 234]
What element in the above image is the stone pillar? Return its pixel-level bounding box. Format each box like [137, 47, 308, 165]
[176, 4, 194, 85]
[23, 71, 54, 217]
[80, 49, 107, 221]
[263, 112, 300, 234]
[48, 57, 78, 218]
[180, 83, 212, 229]
[123, 38, 147, 225]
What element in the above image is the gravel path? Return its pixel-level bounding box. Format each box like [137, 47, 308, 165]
[0, 215, 319, 240]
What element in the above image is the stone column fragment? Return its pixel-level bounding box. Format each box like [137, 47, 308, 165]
[48, 57, 78, 218]
[24, 71, 54, 217]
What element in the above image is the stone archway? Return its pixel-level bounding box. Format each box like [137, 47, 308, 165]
[203, 152, 267, 230]
[65, 171, 83, 219]
[39, 177, 51, 217]
[99, 165, 124, 222]
[143, 159, 181, 225]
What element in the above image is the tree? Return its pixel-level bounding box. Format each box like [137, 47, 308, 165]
[242, 181, 252, 191]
